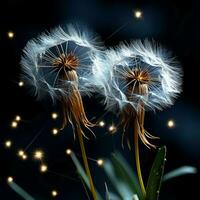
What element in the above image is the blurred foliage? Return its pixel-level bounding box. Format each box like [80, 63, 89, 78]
[8, 147, 197, 200]
[71, 146, 197, 200]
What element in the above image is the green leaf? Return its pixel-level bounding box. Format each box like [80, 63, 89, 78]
[70, 152, 103, 200]
[146, 146, 167, 200]
[111, 153, 143, 200]
[105, 183, 121, 200]
[8, 181, 35, 200]
[103, 153, 143, 200]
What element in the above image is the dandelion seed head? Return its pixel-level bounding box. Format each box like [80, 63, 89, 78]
[21, 24, 103, 101]
[93, 40, 182, 112]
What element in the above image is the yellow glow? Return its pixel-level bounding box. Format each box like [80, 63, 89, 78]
[18, 150, 24, 157]
[167, 119, 175, 128]
[15, 115, 21, 122]
[34, 150, 44, 160]
[97, 159, 104, 166]
[8, 31, 14, 39]
[40, 164, 48, 172]
[52, 128, 59, 135]
[99, 121, 105, 127]
[11, 121, 18, 128]
[51, 112, 58, 119]
[134, 10, 142, 19]
[108, 125, 117, 134]
[22, 154, 27, 160]
[18, 81, 24, 87]
[51, 190, 58, 197]
[5, 140, 12, 148]
[66, 149, 72, 155]
[7, 176, 13, 183]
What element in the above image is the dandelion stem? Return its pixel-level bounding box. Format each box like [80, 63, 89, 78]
[134, 117, 146, 197]
[77, 125, 97, 200]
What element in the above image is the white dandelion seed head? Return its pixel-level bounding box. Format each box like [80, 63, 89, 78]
[20, 24, 103, 102]
[93, 40, 183, 112]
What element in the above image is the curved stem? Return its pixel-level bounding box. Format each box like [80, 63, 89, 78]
[77, 125, 97, 200]
[134, 117, 146, 197]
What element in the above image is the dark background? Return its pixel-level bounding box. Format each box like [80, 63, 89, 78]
[0, 0, 200, 199]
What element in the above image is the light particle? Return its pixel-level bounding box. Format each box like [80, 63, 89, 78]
[66, 149, 72, 155]
[51, 112, 58, 119]
[18, 81, 24, 87]
[51, 190, 58, 197]
[167, 119, 175, 128]
[99, 121, 105, 127]
[97, 159, 104, 166]
[134, 9, 143, 19]
[11, 121, 18, 128]
[52, 128, 59, 135]
[40, 164, 48, 173]
[5, 140, 12, 148]
[8, 31, 14, 39]
[7, 176, 13, 183]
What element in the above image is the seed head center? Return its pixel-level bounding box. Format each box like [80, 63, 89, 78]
[53, 53, 79, 70]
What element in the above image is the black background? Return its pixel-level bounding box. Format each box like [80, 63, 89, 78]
[0, 0, 200, 199]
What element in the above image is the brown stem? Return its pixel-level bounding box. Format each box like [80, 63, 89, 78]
[76, 124, 97, 200]
[134, 116, 146, 197]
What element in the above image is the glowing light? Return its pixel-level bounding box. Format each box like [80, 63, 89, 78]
[18, 81, 24, 87]
[11, 121, 18, 128]
[66, 149, 72, 155]
[18, 150, 24, 157]
[51, 112, 58, 119]
[5, 140, 12, 148]
[7, 176, 13, 183]
[40, 164, 48, 173]
[97, 159, 104, 166]
[34, 150, 44, 160]
[52, 128, 59, 135]
[134, 9, 143, 19]
[22, 154, 27, 160]
[8, 31, 14, 39]
[108, 125, 117, 134]
[51, 190, 58, 197]
[99, 121, 105, 127]
[167, 119, 175, 128]
[15, 115, 21, 122]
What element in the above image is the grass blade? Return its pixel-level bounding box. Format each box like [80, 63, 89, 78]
[146, 146, 167, 200]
